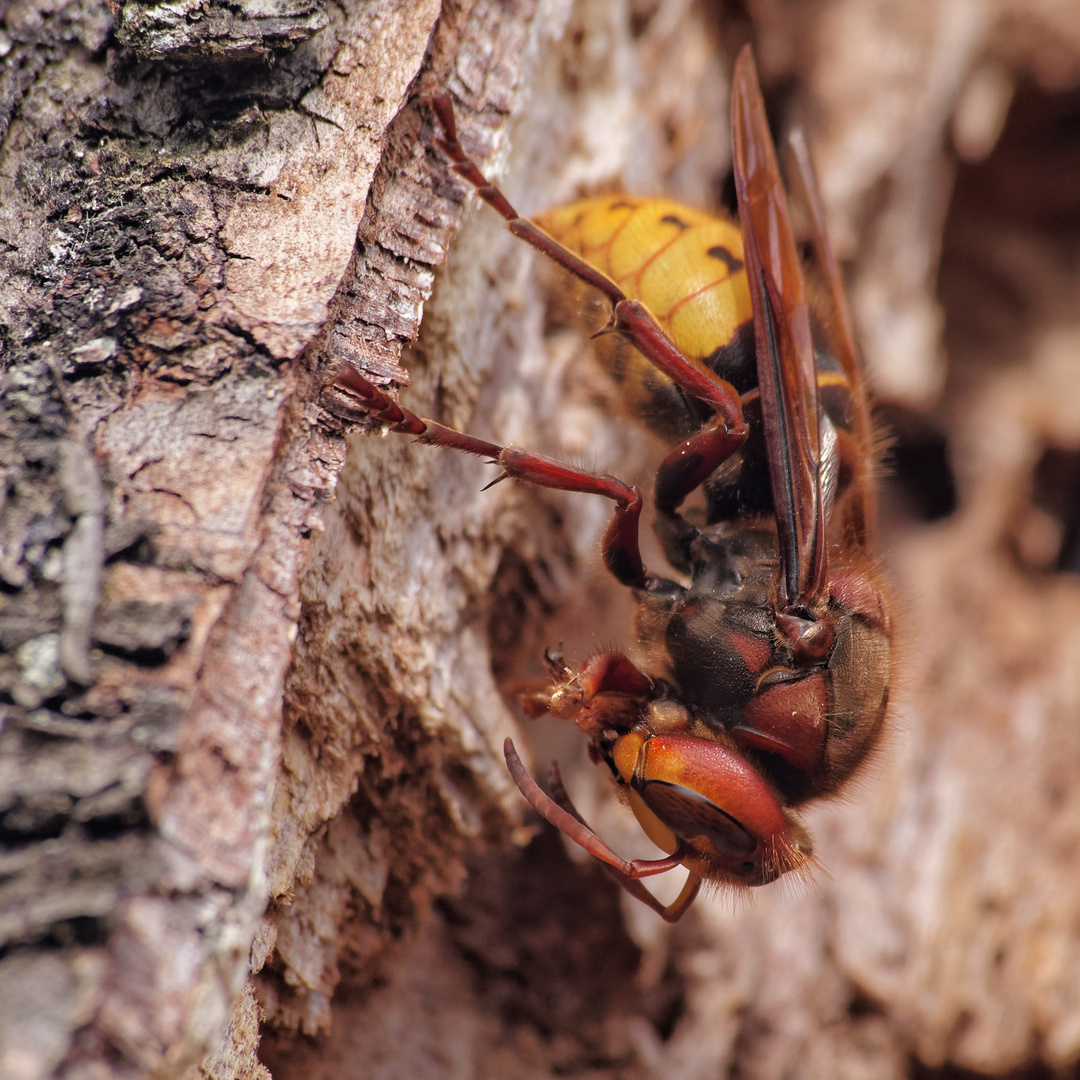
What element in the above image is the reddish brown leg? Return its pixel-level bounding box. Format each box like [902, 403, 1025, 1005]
[333, 367, 650, 587]
[654, 423, 749, 516]
[545, 758, 702, 923]
[429, 94, 749, 444]
[504, 739, 686, 879]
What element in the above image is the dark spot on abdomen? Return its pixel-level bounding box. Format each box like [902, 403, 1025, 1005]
[707, 245, 744, 274]
[661, 214, 691, 231]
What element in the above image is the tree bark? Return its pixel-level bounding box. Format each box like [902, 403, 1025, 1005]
[3, 1, 1080, 1079]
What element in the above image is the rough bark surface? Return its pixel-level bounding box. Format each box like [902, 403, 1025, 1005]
[3, 1, 1080, 1079]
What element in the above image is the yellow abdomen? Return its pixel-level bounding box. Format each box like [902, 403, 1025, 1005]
[533, 196, 753, 368]
[532, 197, 753, 436]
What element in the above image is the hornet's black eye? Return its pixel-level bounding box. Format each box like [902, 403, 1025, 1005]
[637, 778, 757, 861]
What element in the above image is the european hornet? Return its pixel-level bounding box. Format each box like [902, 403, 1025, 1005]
[333, 46, 891, 921]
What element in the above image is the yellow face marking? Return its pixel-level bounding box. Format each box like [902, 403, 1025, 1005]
[612, 731, 647, 784]
[628, 788, 681, 856]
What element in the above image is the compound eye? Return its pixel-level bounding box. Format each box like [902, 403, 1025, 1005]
[628, 734, 811, 884]
[638, 780, 757, 862]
